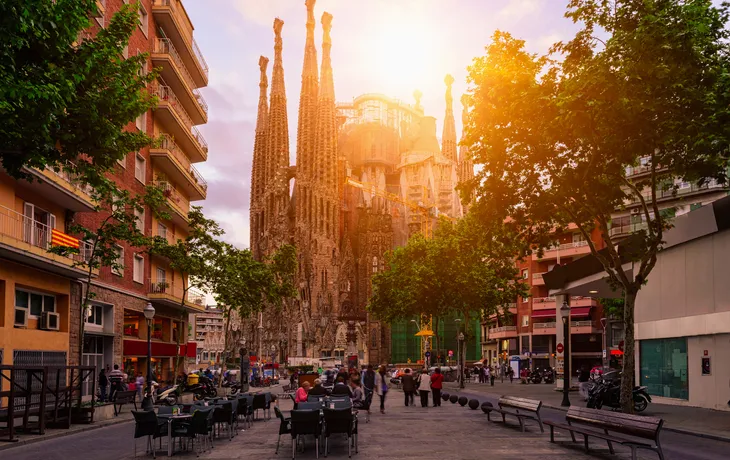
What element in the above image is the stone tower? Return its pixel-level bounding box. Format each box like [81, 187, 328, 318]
[441, 74, 457, 163]
[458, 94, 475, 215]
[264, 18, 291, 255]
[307, 11, 341, 353]
[250, 56, 269, 261]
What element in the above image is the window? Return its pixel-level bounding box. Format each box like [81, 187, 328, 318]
[123, 310, 141, 337]
[134, 154, 145, 183]
[572, 232, 585, 243]
[117, 154, 126, 168]
[135, 111, 146, 133]
[86, 304, 103, 327]
[16, 289, 56, 317]
[521, 269, 528, 279]
[138, 3, 148, 36]
[640, 338, 688, 400]
[521, 316, 529, 327]
[372, 256, 378, 274]
[112, 245, 124, 276]
[133, 254, 144, 284]
[157, 222, 168, 240]
[134, 208, 145, 233]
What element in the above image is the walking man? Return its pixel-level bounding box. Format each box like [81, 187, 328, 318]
[430, 368, 444, 407]
[401, 368, 415, 406]
[98, 368, 108, 402]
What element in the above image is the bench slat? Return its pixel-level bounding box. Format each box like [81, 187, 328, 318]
[567, 407, 661, 440]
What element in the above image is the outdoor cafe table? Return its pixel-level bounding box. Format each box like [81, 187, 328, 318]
[157, 413, 192, 457]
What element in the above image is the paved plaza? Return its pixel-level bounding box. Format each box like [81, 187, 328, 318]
[4, 385, 729, 460]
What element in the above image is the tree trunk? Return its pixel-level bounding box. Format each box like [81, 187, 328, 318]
[620, 290, 637, 413]
[219, 312, 231, 390]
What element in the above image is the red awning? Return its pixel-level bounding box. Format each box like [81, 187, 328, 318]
[531, 309, 556, 318]
[611, 349, 624, 356]
[570, 306, 592, 317]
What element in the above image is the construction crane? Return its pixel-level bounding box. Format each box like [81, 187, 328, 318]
[344, 175, 457, 364]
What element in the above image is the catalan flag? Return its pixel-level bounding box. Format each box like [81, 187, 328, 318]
[51, 229, 80, 249]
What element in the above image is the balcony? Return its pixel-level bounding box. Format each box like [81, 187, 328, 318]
[625, 180, 727, 206]
[156, 181, 190, 229]
[4, 165, 96, 212]
[150, 134, 207, 200]
[532, 272, 546, 286]
[153, 85, 208, 163]
[533, 240, 591, 261]
[151, 0, 208, 86]
[532, 296, 556, 310]
[532, 322, 556, 335]
[488, 326, 517, 339]
[148, 278, 206, 311]
[609, 221, 648, 238]
[571, 320, 600, 334]
[0, 205, 95, 278]
[152, 38, 208, 124]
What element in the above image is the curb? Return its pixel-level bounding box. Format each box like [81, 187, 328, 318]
[448, 388, 730, 444]
[0, 416, 132, 452]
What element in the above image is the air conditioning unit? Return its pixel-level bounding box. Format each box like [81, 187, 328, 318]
[14, 307, 28, 328]
[40, 311, 60, 331]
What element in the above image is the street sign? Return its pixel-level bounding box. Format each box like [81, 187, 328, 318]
[448, 350, 453, 357]
[602, 349, 607, 358]
[556, 343, 564, 354]
[424, 351, 431, 358]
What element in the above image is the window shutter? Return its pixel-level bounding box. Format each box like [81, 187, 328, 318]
[23, 203, 34, 244]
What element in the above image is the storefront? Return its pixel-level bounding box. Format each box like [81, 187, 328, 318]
[640, 337, 688, 400]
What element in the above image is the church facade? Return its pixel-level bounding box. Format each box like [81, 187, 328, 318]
[247, 0, 474, 365]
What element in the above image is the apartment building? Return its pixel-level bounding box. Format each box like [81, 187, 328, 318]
[69, 0, 209, 383]
[192, 307, 225, 368]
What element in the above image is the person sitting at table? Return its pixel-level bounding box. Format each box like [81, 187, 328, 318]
[349, 378, 364, 408]
[308, 378, 327, 396]
[331, 376, 352, 397]
[295, 381, 310, 404]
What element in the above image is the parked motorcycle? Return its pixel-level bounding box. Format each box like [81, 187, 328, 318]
[156, 384, 180, 406]
[529, 369, 543, 384]
[586, 371, 651, 413]
[542, 368, 555, 384]
[222, 379, 242, 395]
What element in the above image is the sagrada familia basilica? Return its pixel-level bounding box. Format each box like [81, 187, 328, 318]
[246, 0, 474, 365]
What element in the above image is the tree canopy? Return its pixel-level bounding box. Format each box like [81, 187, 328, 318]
[368, 214, 527, 323]
[0, 0, 157, 187]
[462, 0, 730, 411]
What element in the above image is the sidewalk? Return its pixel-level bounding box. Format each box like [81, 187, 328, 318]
[445, 379, 730, 442]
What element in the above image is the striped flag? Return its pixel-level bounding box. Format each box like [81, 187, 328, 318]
[51, 229, 80, 249]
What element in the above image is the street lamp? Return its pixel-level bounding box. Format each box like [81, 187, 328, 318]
[142, 302, 155, 411]
[600, 317, 608, 371]
[560, 301, 571, 407]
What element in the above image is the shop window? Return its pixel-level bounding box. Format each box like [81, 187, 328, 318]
[640, 338, 688, 400]
[123, 311, 141, 337]
[152, 318, 164, 340]
[172, 321, 182, 343]
[16, 288, 56, 317]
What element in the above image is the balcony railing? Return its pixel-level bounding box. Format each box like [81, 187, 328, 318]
[188, 287, 205, 307]
[192, 39, 209, 79]
[149, 278, 203, 307]
[0, 205, 93, 264]
[627, 180, 725, 204]
[153, 38, 208, 115]
[43, 163, 95, 198]
[533, 322, 556, 329]
[489, 326, 516, 334]
[157, 134, 207, 191]
[153, 84, 208, 153]
[156, 180, 190, 219]
[533, 296, 556, 304]
[609, 221, 648, 237]
[151, 0, 208, 79]
[571, 320, 594, 327]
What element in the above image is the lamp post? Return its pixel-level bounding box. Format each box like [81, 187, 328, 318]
[142, 302, 155, 411]
[600, 317, 608, 371]
[560, 301, 571, 407]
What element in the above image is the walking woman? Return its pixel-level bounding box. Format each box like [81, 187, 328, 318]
[418, 369, 431, 407]
[430, 367, 444, 407]
[374, 365, 389, 414]
[401, 368, 415, 406]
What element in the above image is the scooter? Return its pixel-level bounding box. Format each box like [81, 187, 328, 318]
[529, 369, 543, 384]
[542, 368, 555, 384]
[586, 371, 651, 413]
[222, 379, 242, 395]
[156, 384, 180, 406]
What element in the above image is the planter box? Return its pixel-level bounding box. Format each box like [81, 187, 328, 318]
[71, 403, 116, 424]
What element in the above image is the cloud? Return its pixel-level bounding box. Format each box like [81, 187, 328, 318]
[497, 0, 542, 22]
[233, 0, 298, 27]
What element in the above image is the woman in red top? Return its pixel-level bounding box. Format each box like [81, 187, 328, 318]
[430, 368, 444, 407]
[294, 381, 310, 407]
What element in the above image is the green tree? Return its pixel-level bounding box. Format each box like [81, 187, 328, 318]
[51, 184, 169, 368]
[368, 214, 527, 339]
[463, 1, 730, 411]
[0, 0, 157, 187]
[151, 207, 226, 373]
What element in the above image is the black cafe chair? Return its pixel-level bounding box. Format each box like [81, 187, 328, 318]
[290, 409, 322, 459]
[323, 408, 354, 458]
[132, 410, 165, 459]
[275, 406, 292, 454]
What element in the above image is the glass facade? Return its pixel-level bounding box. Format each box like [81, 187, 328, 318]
[390, 315, 482, 364]
[640, 338, 688, 400]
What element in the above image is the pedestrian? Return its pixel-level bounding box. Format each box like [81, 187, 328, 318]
[485, 365, 491, 386]
[295, 381, 310, 406]
[98, 368, 108, 402]
[135, 373, 144, 402]
[374, 365, 389, 414]
[401, 368, 415, 406]
[578, 365, 591, 401]
[332, 376, 353, 396]
[309, 378, 327, 396]
[362, 364, 375, 399]
[417, 369, 431, 407]
[508, 365, 514, 383]
[108, 364, 124, 401]
[489, 365, 496, 386]
[350, 378, 365, 408]
[430, 367, 444, 407]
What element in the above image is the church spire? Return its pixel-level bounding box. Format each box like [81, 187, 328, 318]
[250, 55, 269, 259]
[315, 12, 337, 191]
[442, 74, 457, 162]
[458, 93, 475, 215]
[296, 0, 319, 183]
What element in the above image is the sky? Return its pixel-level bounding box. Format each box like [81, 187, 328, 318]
[184, 0, 582, 249]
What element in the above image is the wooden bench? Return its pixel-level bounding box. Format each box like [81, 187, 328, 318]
[112, 390, 137, 416]
[482, 396, 544, 432]
[544, 406, 664, 460]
